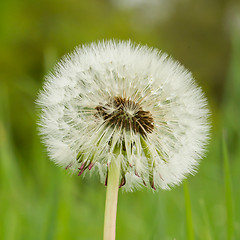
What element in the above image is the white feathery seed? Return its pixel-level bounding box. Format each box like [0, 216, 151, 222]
[37, 40, 210, 191]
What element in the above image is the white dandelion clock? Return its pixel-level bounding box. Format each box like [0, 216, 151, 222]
[37, 40, 210, 240]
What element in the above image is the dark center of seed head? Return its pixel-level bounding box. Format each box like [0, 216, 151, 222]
[95, 96, 154, 136]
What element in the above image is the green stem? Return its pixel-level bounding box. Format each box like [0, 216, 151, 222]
[103, 160, 120, 240]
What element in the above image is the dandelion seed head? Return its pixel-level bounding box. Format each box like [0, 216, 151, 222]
[37, 40, 210, 191]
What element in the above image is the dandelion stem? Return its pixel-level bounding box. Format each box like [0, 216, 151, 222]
[103, 152, 121, 240]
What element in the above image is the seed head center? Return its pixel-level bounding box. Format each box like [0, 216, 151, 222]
[95, 96, 154, 136]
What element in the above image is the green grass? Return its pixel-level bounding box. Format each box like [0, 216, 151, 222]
[0, 10, 240, 240]
[223, 135, 234, 240]
[183, 181, 194, 240]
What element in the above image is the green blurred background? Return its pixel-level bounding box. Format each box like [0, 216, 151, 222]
[0, 0, 240, 239]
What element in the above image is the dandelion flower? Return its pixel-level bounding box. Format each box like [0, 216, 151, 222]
[37, 40, 209, 191]
[37, 40, 209, 192]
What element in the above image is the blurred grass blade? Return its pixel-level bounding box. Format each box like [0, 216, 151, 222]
[183, 181, 195, 240]
[222, 135, 234, 240]
[199, 200, 213, 240]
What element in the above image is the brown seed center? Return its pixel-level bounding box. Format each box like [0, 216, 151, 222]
[95, 96, 154, 136]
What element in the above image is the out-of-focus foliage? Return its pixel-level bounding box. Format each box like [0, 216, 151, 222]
[0, 0, 240, 239]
